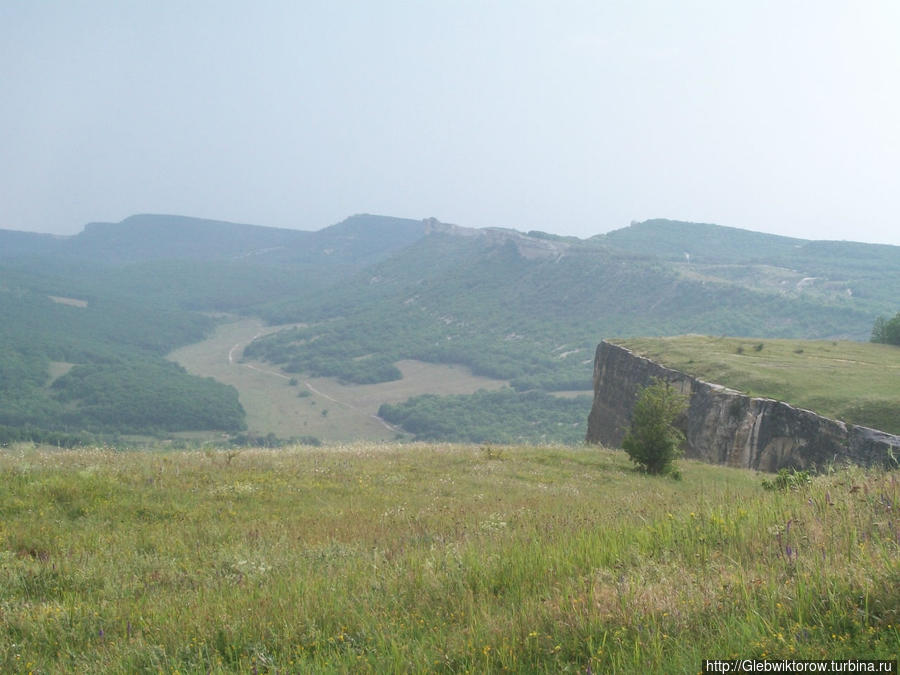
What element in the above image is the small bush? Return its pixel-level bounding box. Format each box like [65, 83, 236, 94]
[761, 468, 812, 491]
[871, 312, 900, 345]
[621, 378, 688, 476]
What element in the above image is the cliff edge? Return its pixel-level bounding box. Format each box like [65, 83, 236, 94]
[586, 340, 899, 471]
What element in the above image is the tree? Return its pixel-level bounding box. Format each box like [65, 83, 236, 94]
[621, 378, 688, 476]
[871, 312, 900, 346]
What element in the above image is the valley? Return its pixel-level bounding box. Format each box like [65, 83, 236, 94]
[168, 316, 510, 442]
[2, 212, 899, 671]
[2, 213, 899, 445]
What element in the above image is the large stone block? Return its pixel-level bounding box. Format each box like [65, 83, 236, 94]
[586, 341, 899, 471]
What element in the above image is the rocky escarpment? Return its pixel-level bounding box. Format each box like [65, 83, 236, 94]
[586, 340, 899, 471]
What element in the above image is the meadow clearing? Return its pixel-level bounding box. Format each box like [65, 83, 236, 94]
[0, 442, 896, 673]
[619, 336, 900, 435]
[168, 317, 509, 443]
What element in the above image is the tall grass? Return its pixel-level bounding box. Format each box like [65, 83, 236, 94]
[0, 443, 897, 673]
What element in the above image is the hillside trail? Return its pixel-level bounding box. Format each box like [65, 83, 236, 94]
[303, 382, 398, 432]
[227, 325, 398, 432]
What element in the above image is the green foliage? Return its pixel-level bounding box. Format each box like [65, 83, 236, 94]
[0, 213, 429, 439]
[229, 432, 321, 447]
[0, 282, 244, 435]
[871, 312, 900, 345]
[621, 378, 688, 475]
[51, 359, 245, 432]
[249, 222, 893, 402]
[4, 214, 900, 443]
[0, 425, 98, 448]
[603, 219, 900, 311]
[762, 468, 812, 491]
[378, 389, 592, 444]
[601, 218, 806, 263]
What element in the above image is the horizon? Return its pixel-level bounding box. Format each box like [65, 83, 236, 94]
[3, 211, 900, 248]
[3, 2, 899, 246]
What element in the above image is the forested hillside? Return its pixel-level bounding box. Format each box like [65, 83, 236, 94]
[0, 284, 244, 442]
[247, 227, 881, 393]
[600, 219, 900, 311]
[2, 213, 898, 445]
[378, 390, 592, 444]
[1, 213, 428, 265]
[0, 213, 431, 443]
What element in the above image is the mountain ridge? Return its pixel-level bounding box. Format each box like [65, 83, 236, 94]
[2, 212, 898, 444]
[0, 212, 430, 265]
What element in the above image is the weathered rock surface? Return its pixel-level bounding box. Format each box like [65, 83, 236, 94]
[586, 340, 899, 471]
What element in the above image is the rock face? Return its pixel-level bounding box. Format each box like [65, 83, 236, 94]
[586, 340, 899, 471]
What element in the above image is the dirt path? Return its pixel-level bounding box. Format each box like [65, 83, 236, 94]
[172, 316, 506, 441]
[244, 363, 291, 380]
[228, 330, 264, 364]
[304, 382, 398, 431]
[226, 327, 398, 432]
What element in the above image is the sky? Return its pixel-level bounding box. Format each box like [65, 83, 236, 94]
[2, 1, 899, 245]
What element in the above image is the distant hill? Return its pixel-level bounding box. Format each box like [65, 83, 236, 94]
[68, 214, 309, 263]
[0, 213, 431, 442]
[600, 218, 806, 263]
[249, 221, 890, 392]
[0, 229, 65, 258]
[600, 219, 900, 310]
[1, 213, 898, 444]
[1, 213, 428, 265]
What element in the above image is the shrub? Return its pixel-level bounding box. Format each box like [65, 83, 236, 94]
[871, 312, 900, 345]
[761, 468, 812, 491]
[621, 378, 688, 476]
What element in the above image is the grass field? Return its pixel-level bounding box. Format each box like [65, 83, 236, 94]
[618, 336, 900, 435]
[168, 317, 507, 442]
[0, 443, 896, 673]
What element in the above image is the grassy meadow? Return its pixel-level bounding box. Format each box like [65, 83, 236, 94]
[168, 317, 508, 443]
[0, 443, 897, 673]
[619, 336, 900, 435]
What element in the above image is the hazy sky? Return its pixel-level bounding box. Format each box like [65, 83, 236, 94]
[2, 1, 899, 244]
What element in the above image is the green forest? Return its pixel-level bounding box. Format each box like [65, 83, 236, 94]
[245, 230, 877, 403]
[0, 281, 244, 438]
[2, 213, 899, 445]
[871, 311, 900, 345]
[379, 389, 593, 444]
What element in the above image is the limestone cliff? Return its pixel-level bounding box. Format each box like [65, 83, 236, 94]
[586, 340, 899, 471]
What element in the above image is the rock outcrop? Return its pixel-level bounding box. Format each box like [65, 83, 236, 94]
[586, 340, 899, 471]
